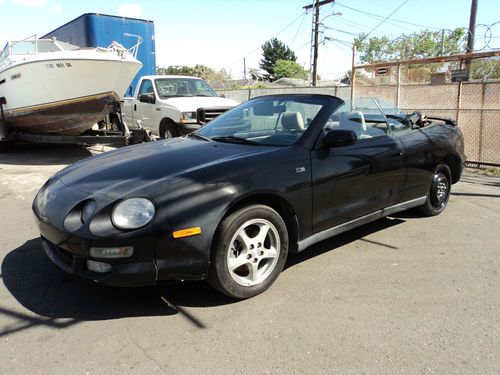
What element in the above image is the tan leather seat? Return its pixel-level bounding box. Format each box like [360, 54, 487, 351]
[280, 112, 304, 131]
[339, 111, 371, 138]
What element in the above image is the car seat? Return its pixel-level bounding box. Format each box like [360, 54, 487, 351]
[280, 112, 304, 131]
[339, 111, 371, 139]
[176, 86, 189, 95]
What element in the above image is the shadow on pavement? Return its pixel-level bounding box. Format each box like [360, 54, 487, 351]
[2, 217, 408, 333]
[460, 172, 500, 188]
[0, 143, 96, 166]
[1, 238, 233, 331]
[285, 217, 405, 270]
[451, 192, 500, 198]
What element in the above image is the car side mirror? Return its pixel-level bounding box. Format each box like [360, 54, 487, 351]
[322, 130, 357, 148]
[219, 93, 226, 98]
[139, 93, 156, 104]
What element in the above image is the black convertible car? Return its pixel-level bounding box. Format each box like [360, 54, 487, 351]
[33, 94, 465, 299]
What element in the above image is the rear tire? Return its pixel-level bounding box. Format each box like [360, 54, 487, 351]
[418, 163, 451, 216]
[208, 205, 288, 299]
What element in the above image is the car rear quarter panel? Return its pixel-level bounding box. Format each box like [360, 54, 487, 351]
[398, 123, 465, 202]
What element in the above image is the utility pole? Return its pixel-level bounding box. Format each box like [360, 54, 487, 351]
[243, 58, 247, 80]
[303, 0, 335, 86]
[465, 0, 478, 74]
[440, 29, 445, 56]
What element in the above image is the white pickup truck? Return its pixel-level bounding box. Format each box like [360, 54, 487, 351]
[121, 75, 239, 138]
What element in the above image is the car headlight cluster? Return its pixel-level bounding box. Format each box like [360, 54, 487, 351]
[111, 198, 155, 230]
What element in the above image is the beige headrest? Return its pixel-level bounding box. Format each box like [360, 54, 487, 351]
[281, 112, 304, 130]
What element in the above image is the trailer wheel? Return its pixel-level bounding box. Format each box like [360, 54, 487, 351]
[110, 115, 122, 132]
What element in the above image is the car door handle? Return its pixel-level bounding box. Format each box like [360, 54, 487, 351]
[391, 152, 403, 157]
[134, 104, 137, 111]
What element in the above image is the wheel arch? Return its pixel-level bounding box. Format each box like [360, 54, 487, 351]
[159, 117, 177, 138]
[441, 153, 462, 184]
[159, 117, 176, 129]
[217, 193, 300, 253]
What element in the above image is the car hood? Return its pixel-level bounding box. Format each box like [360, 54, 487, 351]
[57, 138, 277, 198]
[162, 96, 239, 112]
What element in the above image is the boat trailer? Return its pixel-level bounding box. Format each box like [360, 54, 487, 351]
[0, 97, 150, 152]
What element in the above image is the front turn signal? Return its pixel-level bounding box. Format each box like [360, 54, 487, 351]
[173, 227, 202, 239]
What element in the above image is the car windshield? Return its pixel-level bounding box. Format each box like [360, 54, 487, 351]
[155, 78, 218, 98]
[197, 96, 328, 146]
[325, 97, 412, 137]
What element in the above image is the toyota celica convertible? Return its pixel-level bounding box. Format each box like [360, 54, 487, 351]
[33, 94, 465, 299]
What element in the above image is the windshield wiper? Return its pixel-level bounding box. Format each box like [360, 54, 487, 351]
[187, 133, 211, 141]
[211, 136, 261, 146]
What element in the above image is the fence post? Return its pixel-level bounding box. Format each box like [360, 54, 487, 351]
[350, 44, 356, 109]
[396, 63, 401, 107]
[478, 81, 486, 162]
[455, 59, 464, 124]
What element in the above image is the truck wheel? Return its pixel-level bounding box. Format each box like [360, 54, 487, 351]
[159, 120, 178, 139]
[208, 204, 289, 299]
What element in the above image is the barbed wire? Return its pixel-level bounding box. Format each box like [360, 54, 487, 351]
[324, 21, 500, 56]
[320, 21, 500, 81]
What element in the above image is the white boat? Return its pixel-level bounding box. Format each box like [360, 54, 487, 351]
[0, 35, 142, 135]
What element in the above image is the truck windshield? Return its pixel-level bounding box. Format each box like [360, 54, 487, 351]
[155, 78, 218, 98]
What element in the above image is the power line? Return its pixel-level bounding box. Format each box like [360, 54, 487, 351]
[290, 12, 308, 48]
[360, 0, 411, 42]
[322, 25, 361, 37]
[324, 36, 352, 47]
[329, 16, 394, 36]
[335, 1, 443, 31]
[224, 11, 307, 70]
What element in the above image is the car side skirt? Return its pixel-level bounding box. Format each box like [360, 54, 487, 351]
[296, 196, 427, 252]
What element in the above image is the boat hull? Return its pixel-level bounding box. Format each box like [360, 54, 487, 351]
[3, 92, 119, 135]
[0, 52, 142, 135]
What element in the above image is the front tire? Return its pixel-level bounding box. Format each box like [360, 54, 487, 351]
[208, 205, 288, 299]
[159, 120, 178, 139]
[419, 163, 451, 216]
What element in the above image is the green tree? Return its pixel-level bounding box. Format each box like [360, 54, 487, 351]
[274, 59, 308, 80]
[157, 65, 195, 76]
[259, 38, 297, 81]
[157, 65, 231, 81]
[354, 28, 466, 63]
[471, 58, 500, 80]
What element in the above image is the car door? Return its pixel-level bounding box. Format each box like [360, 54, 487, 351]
[134, 79, 156, 133]
[311, 107, 407, 233]
[386, 116, 435, 202]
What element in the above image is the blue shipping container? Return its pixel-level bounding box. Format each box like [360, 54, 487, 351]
[43, 13, 156, 96]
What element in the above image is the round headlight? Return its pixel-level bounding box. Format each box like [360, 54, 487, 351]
[112, 198, 155, 230]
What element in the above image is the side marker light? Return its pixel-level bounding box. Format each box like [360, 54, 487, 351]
[173, 227, 202, 239]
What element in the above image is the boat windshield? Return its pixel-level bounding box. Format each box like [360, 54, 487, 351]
[0, 38, 79, 61]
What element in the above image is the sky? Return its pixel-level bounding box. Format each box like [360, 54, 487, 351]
[0, 0, 499, 79]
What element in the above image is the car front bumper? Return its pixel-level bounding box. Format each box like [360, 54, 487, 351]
[37, 218, 157, 287]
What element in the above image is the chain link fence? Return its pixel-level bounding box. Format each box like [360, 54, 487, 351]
[218, 52, 500, 166]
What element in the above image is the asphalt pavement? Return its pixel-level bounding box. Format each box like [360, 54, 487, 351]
[0, 143, 498, 374]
